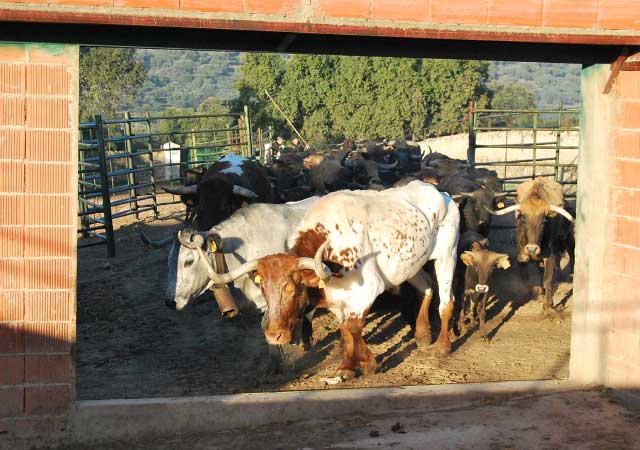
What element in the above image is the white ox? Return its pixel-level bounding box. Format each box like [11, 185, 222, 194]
[211, 181, 460, 380]
[166, 197, 320, 313]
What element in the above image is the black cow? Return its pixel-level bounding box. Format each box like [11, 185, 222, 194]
[486, 178, 575, 315]
[164, 153, 274, 231]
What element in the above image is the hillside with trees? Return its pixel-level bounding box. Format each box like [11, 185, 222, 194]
[80, 47, 581, 142]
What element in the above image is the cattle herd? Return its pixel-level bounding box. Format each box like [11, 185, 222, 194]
[141, 140, 575, 381]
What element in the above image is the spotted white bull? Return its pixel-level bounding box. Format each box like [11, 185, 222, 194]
[211, 181, 460, 380]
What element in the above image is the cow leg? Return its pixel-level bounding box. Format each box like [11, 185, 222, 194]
[542, 255, 559, 315]
[407, 271, 434, 347]
[433, 256, 456, 357]
[478, 292, 489, 341]
[337, 322, 357, 380]
[349, 315, 376, 376]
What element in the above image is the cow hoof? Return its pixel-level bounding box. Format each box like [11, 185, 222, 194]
[480, 335, 489, 343]
[336, 368, 356, 380]
[359, 359, 378, 376]
[542, 307, 562, 323]
[415, 337, 432, 349]
[429, 343, 451, 357]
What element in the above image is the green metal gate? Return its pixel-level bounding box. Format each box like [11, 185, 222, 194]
[77, 107, 254, 256]
[467, 105, 579, 198]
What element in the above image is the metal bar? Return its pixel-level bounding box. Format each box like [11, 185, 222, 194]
[476, 157, 557, 165]
[473, 126, 579, 132]
[123, 111, 140, 220]
[467, 101, 476, 167]
[473, 108, 580, 114]
[473, 144, 579, 150]
[477, 162, 577, 167]
[94, 115, 115, 257]
[532, 112, 538, 178]
[555, 105, 562, 181]
[145, 111, 159, 218]
[244, 105, 254, 158]
[111, 205, 156, 219]
[148, 113, 242, 121]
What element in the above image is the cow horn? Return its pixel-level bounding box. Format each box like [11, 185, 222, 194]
[297, 240, 332, 282]
[162, 185, 198, 196]
[549, 205, 575, 223]
[484, 204, 521, 216]
[177, 229, 205, 249]
[458, 191, 474, 198]
[196, 249, 259, 285]
[232, 185, 258, 199]
[138, 223, 174, 248]
[376, 160, 398, 170]
[494, 191, 509, 198]
[409, 154, 423, 161]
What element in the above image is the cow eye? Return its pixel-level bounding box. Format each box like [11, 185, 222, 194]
[184, 260, 194, 268]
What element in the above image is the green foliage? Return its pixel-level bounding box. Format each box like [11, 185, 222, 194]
[491, 83, 537, 110]
[79, 47, 146, 122]
[235, 54, 492, 144]
[134, 49, 242, 113]
[490, 62, 580, 109]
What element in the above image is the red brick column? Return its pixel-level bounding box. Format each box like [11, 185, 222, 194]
[0, 43, 78, 429]
[605, 70, 640, 387]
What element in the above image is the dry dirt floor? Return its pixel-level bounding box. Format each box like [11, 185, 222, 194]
[77, 201, 573, 400]
[57, 390, 640, 450]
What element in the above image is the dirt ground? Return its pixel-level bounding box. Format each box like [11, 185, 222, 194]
[57, 390, 640, 450]
[76, 199, 573, 400]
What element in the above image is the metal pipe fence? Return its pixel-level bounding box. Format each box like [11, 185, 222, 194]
[77, 107, 254, 256]
[467, 104, 580, 198]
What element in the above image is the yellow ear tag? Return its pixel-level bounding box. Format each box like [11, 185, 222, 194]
[209, 240, 217, 252]
[254, 274, 262, 284]
[318, 280, 326, 289]
[497, 201, 505, 209]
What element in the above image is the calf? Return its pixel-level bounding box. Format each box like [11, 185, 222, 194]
[455, 231, 510, 340]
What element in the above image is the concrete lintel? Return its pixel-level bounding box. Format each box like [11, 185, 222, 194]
[69, 380, 584, 445]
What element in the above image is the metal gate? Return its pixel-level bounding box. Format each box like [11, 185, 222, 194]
[77, 107, 254, 256]
[467, 105, 579, 198]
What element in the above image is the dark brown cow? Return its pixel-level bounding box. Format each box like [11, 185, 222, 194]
[455, 231, 510, 340]
[486, 177, 574, 315]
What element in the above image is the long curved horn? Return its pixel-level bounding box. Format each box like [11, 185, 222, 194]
[494, 191, 510, 198]
[549, 205, 575, 223]
[138, 224, 174, 248]
[232, 185, 258, 199]
[409, 153, 423, 160]
[177, 229, 204, 249]
[484, 204, 521, 216]
[297, 240, 331, 282]
[376, 159, 398, 170]
[457, 191, 474, 198]
[162, 185, 197, 196]
[196, 248, 259, 285]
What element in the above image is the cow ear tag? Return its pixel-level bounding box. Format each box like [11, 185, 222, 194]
[497, 201, 505, 209]
[254, 274, 262, 284]
[318, 280, 326, 289]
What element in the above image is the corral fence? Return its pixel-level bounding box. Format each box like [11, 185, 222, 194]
[467, 104, 579, 198]
[78, 107, 255, 256]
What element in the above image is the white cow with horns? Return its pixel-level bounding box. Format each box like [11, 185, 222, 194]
[200, 181, 460, 380]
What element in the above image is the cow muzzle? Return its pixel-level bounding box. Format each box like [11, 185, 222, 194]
[475, 284, 489, 293]
[265, 328, 293, 346]
[525, 244, 541, 256]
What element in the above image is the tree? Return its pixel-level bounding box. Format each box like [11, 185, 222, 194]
[79, 47, 147, 121]
[492, 82, 537, 110]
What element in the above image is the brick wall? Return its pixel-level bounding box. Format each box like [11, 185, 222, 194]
[1, 1, 640, 38]
[0, 43, 78, 428]
[605, 69, 640, 387]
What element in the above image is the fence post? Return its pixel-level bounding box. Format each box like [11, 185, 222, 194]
[95, 115, 116, 257]
[467, 101, 476, 167]
[145, 111, 159, 218]
[123, 111, 140, 219]
[244, 105, 254, 158]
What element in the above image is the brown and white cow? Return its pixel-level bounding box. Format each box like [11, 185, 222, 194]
[486, 177, 574, 315]
[203, 181, 460, 380]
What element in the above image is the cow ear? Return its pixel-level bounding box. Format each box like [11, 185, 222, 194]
[299, 269, 321, 288]
[495, 254, 510, 270]
[460, 251, 474, 266]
